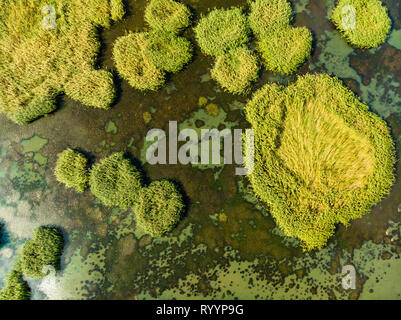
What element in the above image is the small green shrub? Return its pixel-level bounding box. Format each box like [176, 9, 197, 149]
[249, 0, 312, 75]
[331, 0, 391, 48]
[19, 227, 64, 279]
[90, 152, 143, 209]
[0, 270, 30, 300]
[144, 0, 191, 33]
[245, 73, 395, 251]
[194, 8, 250, 57]
[135, 180, 184, 237]
[145, 31, 192, 73]
[211, 47, 259, 94]
[256, 26, 312, 74]
[54, 148, 89, 193]
[113, 32, 166, 91]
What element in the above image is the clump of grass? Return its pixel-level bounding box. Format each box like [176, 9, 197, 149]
[89, 152, 143, 209]
[113, 0, 192, 91]
[144, 0, 191, 33]
[0, 270, 30, 300]
[194, 8, 249, 57]
[54, 148, 89, 193]
[331, 0, 391, 49]
[249, 0, 312, 74]
[211, 47, 259, 95]
[245, 73, 395, 251]
[144, 30, 192, 73]
[194, 8, 259, 94]
[135, 180, 184, 237]
[18, 226, 64, 279]
[0, 0, 125, 125]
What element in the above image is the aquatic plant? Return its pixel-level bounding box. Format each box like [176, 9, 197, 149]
[211, 47, 259, 95]
[89, 152, 143, 209]
[113, 0, 192, 91]
[331, 0, 391, 49]
[245, 73, 395, 251]
[135, 180, 184, 237]
[0, 270, 30, 300]
[19, 227, 64, 279]
[194, 8, 258, 94]
[0, 0, 124, 125]
[54, 148, 89, 193]
[144, 0, 191, 33]
[249, 0, 312, 74]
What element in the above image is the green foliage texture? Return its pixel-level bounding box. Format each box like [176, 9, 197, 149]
[0, 270, 30, 300]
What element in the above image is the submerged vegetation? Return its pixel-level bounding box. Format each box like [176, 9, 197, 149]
[54, 149, 89, 193]
[135, 180, 184, 237]
[194, 8, 258, 94]
[89, 152, 143, 209]
[0, 270, 30, 300]
[249, 0, 312, 74]
[113, 0, 192, 91]
[0, 0, 124, 125]
[331, 0, 391, 49]
[245, 74, 395, 250]
[19, 227, 64, 279]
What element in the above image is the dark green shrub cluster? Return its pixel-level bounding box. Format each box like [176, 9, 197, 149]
[89, 152, 143, 209]
[135, 180, 184, 237]
[245, 73, 395, 251]
[0, 270, 30, 300]
[249, 0, 312, 74]
[113, 0, 192, 91]
[19, 227, 64, 279]
[54, 148, 89, 193]
[331, 0, 391, 49]
[194, 8, 258, 94]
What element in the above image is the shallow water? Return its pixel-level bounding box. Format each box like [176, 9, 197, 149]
[0, 0, 401, 299]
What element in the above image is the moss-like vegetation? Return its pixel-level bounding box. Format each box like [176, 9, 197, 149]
[0, 0, 124, 125]
[245, 73, 395, 251]
[194, 8, 258, 94]
[144, 0, 191, 33]
[113, 0, 192, 91]
[135, 180, 184, 237]
[89, 152, 143, 209]
[249, 0, 312, 74]
[19, 226, 64, 279]
[54, 148, 89, 193]
[0, 270, 30, 300]
[331, 0, 391, 49]
[211, 47, 259, 95]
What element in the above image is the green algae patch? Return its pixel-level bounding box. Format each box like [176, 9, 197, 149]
[0, 270, 30, 300]
[0, 0, 124, 125]
[106, 120, 118, 134]
[331, 0, 391, 49]
[134, 180, 184, 237]
[20, 135, 48, 154]
[89, 152, 143, 209]
[249, 0, 312, 75]
[245, 73, 395, 251]
[54, 149, 89, 193]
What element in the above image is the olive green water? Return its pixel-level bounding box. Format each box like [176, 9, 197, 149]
[1, 0, 401, 300]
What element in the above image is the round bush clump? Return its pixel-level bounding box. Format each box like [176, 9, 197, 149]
[19, 227, 64, 279]
[331, 0, 391, 49]
[145, 31, 192, 73]
[0, 270, 30, 300]
[54, 148, 89, 193]
[194, 8, 250, 57]
[113, 33, 165, 91]
[135, 180, 184, 237]
[89, 152, 143, 209]
[245, 74, 395, 251]
[257, 26, 312, 74]
[211, 47, 259, 95]
[248, 0, 292, 36]
[144, 0, 191, 33]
